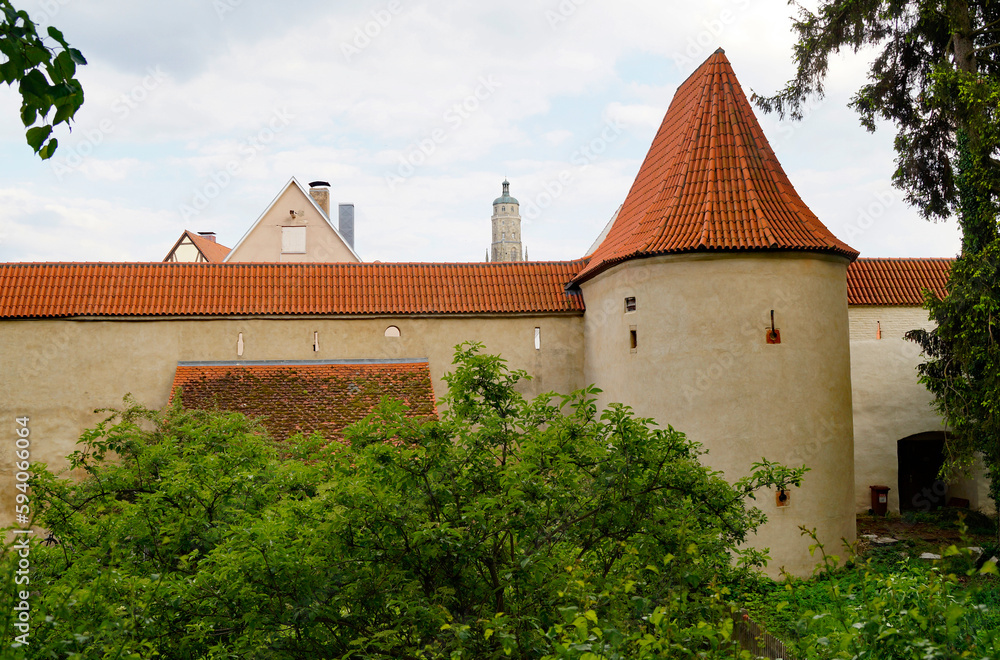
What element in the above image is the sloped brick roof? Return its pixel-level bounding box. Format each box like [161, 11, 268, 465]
[847, 257, 952, 305]
[170, 360, 437, 441]
[576, 49, 857, 283]
[0, 261, 587, 318]
[163, 230, 232, 263]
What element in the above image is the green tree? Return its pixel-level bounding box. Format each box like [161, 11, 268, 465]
[756, 0, 1000, 530]
[753, 0, 1000, 224]
[1, 1, 85, 159]
[905, 246, 1000, 539]
[3, 344, 806, 658]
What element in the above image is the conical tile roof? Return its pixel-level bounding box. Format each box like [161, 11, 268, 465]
[575, 49, 857, 283]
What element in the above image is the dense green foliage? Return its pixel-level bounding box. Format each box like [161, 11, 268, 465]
[0, 1, 85, 159]
[744, 528, 1000, 659]
[2, 344, 805, 659]
[754, 0, 1000, 221]
[907, 240, 1000, 530]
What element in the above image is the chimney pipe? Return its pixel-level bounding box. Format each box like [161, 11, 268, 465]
[197, 231, 217, 243]
[308, 180, 331, 217]
[339, 203, 355, 250]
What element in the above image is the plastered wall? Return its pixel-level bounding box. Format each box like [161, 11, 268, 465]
[0, 314, 584, 528]
[580, 252, 856, 577]
[849, 305, 992, 513]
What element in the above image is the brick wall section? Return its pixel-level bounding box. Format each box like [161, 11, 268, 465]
[170, 361, 437, 441]
[849, 306, 935, 343]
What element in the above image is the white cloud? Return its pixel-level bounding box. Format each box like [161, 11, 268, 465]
[604, 102, 665, 131]
[0, 0, 961, 263]
[543, 130, 574, 146]
[76, 158, 145, 182]
[0, 186, 179, 261]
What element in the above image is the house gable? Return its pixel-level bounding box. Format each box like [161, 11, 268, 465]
[225, 177, 361, 263]
[163, 230, 232, 263]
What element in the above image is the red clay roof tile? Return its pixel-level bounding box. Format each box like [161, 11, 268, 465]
[847, 257, 951, 305]
[188, 231, 232, 263]
[0, 261, 586, 318]
[576, 49, 858, 283]
[163, 230, 232, 263]
[170, 360, 437, 441]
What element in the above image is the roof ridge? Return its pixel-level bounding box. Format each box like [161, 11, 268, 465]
[0, 260, 588, 318]
[0, 258, 590, 268]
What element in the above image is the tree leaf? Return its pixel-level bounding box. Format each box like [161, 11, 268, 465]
[25, 125, 51, 152]
[19, 68, 51, 99]
[47, 25, 68, 46]
[39, 137, 58, 160]
[20, 103, 37, 127]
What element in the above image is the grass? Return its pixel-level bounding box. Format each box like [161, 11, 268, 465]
[738, 508, 1000, 644]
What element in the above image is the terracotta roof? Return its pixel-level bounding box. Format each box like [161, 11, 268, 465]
[576, 49, 857, 283]
[170, 360, 437, 441]
[0, 261, 587, 318]
[847, 258, 952, 305]
[163, 230, 232, 263]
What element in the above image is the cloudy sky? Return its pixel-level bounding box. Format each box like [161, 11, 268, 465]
[0, 0, 963, 263]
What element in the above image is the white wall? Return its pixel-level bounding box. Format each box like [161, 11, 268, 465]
[848, 305, 992, 513]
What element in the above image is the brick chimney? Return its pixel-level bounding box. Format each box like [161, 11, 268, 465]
[308, 181, 331, 217]
[197, 231, 217, 243]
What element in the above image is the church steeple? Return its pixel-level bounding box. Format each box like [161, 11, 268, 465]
[490, 179, 522, 262]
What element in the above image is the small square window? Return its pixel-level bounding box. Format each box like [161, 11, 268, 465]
[624, 296, 637, 313]
[281, 226, 306, 253]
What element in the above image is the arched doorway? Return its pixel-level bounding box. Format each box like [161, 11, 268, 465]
[897, 432, 948, 512]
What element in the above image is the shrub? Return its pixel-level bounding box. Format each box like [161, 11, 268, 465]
[3, 343, 804, 658]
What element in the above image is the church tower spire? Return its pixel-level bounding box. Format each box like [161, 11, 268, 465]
[490, 179, 522, 262]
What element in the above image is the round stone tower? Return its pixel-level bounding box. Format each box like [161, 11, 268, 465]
[575, 49, 858, 577]
[491, 179, 523, 262]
